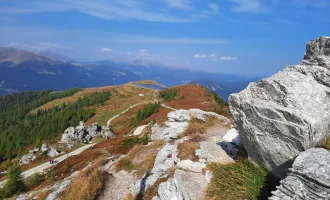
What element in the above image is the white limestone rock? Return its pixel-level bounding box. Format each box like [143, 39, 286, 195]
[270, 148, 330, 200]
[223, 128, 240, 145]
[196, 141, 234, 164]
[86, 123, 101, 137]
[152, 109, 230, 141]
[41, 144, 48, 153]
[47, 147, 59, 158]
[229, 36, 330, 177]
[176, 160, 205, 173]
[20, 153, 36, 165]
[156, 169, 209, 200]
[101, 126, 114, 138]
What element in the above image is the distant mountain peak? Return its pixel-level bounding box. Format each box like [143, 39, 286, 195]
[0, 47, 58, 64]
[39, 50, 74, 62]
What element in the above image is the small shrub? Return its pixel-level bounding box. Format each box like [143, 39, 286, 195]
[120, 134, 151, 147]
[0, 166, 27, 198]
[160, 88, 178, 100]
[207, 160, 268, 200]
[25, 173, 43, 188]
[132, 102, 161, 127]
[114, 157, 135, 172]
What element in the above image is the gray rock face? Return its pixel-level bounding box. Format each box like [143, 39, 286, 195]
[86, 123, 102, 137]
[101, 126, 114, 138]
[304, 36, 330, 60]
[41, 144, 48, 153]
[229, 36, 330, 176]
[61, 122, 104, 143]
[270, 148, 330, 200]
[20, 153, 36, 165]
[47, 147, 59, 158]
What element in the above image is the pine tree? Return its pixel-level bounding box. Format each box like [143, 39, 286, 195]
[1, 166, 27, 198]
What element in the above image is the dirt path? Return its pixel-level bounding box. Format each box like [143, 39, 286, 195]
[106, 103, 144, 127]
[0, 143, 94, 187]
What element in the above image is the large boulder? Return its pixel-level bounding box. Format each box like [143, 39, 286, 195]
[61, 122, 105, 143]
[270, 148, 330, 200]
[20, 153, 36, 165]
[229, 36, 330, 176]
[86, 123, 102, 137]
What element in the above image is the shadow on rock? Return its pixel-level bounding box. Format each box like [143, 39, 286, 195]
[136, 171, 151, 200]
[217, 141, 247, 160]
[257, 159, 294, 200]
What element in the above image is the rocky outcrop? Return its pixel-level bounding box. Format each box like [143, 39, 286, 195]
[47, 147, 60, 158]
[101, 126, 114, 138]
[20, 153, 36, 165]
[229, 36, 330, 176]
[151, 109, 230, 141]
[270, 148, 330, 200]
[61, 122, 110, 143]
[41, 144, 49, 153]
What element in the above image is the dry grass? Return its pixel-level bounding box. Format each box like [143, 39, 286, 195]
[206, 160, 268, 200]
[37, 190, 51, 200]
[60, 159, 107, 200]
[177, 141, 200, 162]
[113, 140, 164, 179]
[182, 118, 207, 141]
[320, 136, 330, 150]
[139, 176, 169, 200]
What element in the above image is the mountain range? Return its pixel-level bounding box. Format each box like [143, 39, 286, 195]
[0, 47, 258, 100]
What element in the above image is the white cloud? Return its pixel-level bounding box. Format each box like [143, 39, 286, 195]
[228, 0, 263, 13]
[0, 0, 195, 23]
[101, 48, 112, 52]
[137, 49, 149, 58]
[193, 53, 237, 61]
[219, 56, 238, 60]
[109, 35, 229, 44]
[7, 42, 20, 47]
[7, 42, 60, 51]
[205, 3, 220, 14]
[165, 0, 192, 10]
[38, 42, 60, 49]
[193, 53, 216, 59]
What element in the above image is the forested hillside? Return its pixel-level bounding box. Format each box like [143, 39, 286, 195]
[0, 90, 111, 161]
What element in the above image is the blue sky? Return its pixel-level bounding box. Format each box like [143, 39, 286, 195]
[0, 0, 329, 77]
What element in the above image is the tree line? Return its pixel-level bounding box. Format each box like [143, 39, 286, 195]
[160, 87, 178, 100]
[132, 102, 161, 127]
[0, 90, 111, 162]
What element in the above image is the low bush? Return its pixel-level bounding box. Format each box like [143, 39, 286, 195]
[0, 166, 27, 199]
[133, 102, 161, 127]
[160, 88, 178, 100]
[25, 173, 44, 189]
[207, 160, 268, 200]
